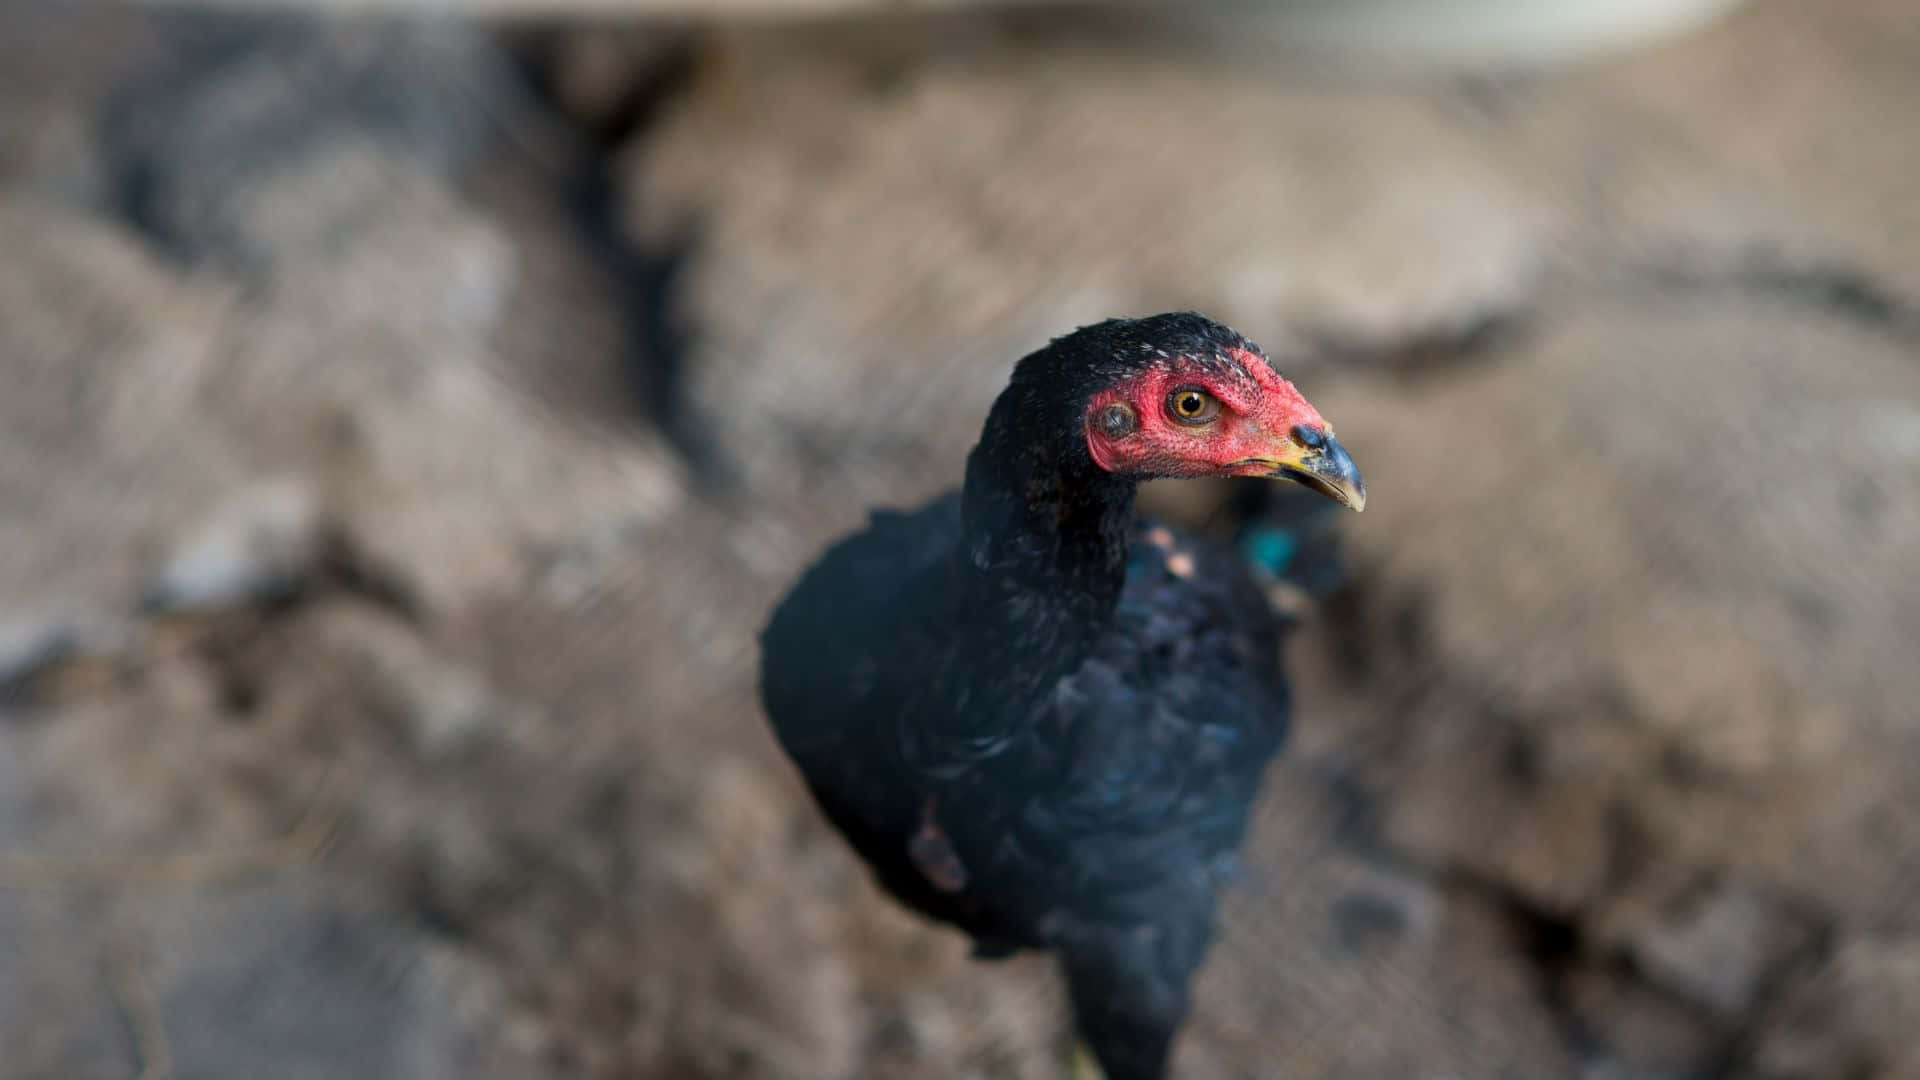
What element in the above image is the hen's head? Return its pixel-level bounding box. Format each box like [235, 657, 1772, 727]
[1037, 313, 1364, 511]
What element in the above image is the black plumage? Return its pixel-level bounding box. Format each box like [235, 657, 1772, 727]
[760, 313, 1362, 1079]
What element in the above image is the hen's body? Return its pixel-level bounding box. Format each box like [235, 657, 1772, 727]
[759, 314, 1359, 1079]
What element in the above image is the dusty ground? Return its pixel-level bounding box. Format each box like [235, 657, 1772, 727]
[1, 2, 1917, 1078]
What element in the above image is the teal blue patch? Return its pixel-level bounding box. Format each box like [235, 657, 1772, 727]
[1241, 528, 1299, 577]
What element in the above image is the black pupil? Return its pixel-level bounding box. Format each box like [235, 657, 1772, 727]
[1180, 393, 1201, 414]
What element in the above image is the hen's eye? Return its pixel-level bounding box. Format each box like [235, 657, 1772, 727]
[1166, 387, 1221, 425]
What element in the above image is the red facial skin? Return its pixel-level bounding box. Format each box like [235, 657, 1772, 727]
[1083, 347, 1331, 479]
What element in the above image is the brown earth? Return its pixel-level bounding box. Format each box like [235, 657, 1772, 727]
[2, 2, 1917, 1078]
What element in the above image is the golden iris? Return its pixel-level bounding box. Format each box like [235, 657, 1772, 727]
[1166, 387, 1220, 425]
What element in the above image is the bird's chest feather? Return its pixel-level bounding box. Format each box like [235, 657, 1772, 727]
[911, 557, 1285, 921]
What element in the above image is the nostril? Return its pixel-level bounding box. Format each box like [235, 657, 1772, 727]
[1291, 424, 1326, 449]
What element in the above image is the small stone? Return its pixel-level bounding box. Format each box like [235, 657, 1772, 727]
[0, 617, 82, 694]
[1629, 884, 1814, 1017]
[144, 480, 324, 613]
[0, 613, 132, 705]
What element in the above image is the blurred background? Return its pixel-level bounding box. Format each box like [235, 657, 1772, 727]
[3, 0, 1918, 1077]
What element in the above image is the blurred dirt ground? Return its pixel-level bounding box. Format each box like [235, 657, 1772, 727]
[2, 2, 1918, 1078]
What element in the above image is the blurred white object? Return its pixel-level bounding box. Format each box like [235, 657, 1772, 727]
[1211, 0, 1748, 66]
[124, 0, 1747, 66]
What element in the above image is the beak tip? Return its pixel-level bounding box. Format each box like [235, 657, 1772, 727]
[1250, 428, 1366, 511]
[1313, 432, 1365, 514]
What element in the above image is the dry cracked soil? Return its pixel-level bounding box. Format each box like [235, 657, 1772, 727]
[2, 2, 1919, 1078]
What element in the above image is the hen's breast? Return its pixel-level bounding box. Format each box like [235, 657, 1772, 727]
[957, 518, 1291, 925]
[762, 500, 1294, 941]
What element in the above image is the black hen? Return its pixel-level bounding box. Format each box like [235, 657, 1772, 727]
[760, 313, 1364, 1079]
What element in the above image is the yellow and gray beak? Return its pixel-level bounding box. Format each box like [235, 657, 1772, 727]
[1263, 425, 1366, 512]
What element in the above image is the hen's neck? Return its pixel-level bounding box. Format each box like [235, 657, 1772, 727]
[959, 399, 1136, 615]
[902, 390, 1136, 769]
